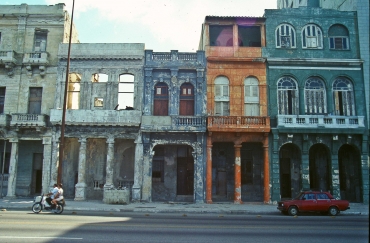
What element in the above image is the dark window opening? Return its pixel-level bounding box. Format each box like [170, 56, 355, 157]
[209, 25, 233, 46]
[238, 26, 261, 47]
[0, 87, 5, 114]
[154, 82, 169, 116]
[0, 152, 10, 174]
[28, 87, 42, 114]
[153, 146, 165, 183]
[34, 30, 47, 52]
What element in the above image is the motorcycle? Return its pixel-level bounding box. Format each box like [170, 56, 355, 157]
[32, 194, 64, 214]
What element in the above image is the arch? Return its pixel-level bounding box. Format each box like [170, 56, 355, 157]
[244, 76, 259, 116]
[332, 77, 355, 116]
[153, 82, 168, 116]
[277, 76, 299, 115]
[275, 23, 296, 48]
[309, 144, 331, 191]
[304, 77, 327, 114]
[179, 83, 194, 115]
[214, 76, 230, 116]
[301, 24, 323, 49]
[279, 143, 301, 198]
[118, 74, 135, 110]
[328, 24, 349, 50]
[338, 144, 362, 202]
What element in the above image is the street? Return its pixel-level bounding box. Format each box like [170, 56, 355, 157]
[0, 210, 368, 243]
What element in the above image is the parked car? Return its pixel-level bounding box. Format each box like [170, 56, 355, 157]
[277, 191, 350, 216]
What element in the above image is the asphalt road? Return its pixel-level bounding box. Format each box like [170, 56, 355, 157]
[0, 210, 368, 243]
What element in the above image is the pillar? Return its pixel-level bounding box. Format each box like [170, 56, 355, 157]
[263, 134, 270, 204]
[104, 137, 115, 189]
[132, 133, 143, 201]
[41, 137, 52, 194]
[301, 135, 310, 189]
[5, 138, 18, 198]
[234, 144, 242, 204]
[75, 137, 87, 201]
[206, 135, 213, 203]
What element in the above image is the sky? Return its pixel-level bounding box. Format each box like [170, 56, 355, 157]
[2, 0, 277, 52]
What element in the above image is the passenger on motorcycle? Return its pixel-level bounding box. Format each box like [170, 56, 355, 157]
[45, 183, 58, 206]
[51, 183, 64, 208]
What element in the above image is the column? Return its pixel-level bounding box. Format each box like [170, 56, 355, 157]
[141, 140, 153, 202]
[42, 137, 52, 194]
[206, 135, 213, 204]
[331, 153, 340, 199]
[132, 133, 143, 201]
[194, 133, 205, 203]
[234, 144, 242, 204]
[50, 139, 59, 187]
[301, 135, 310, 189]
[263, 134, 270, 204]
[271, 131, 281, 203]
[5, 138, 18, 198]
[104, 137, 115, 189]
[75, 137, 87, 201]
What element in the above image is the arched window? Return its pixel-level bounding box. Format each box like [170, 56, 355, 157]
[328, 24, 349, 50]
[118, 74, 134, 110]
[67, 72, 81, 109]
[214, 76, 229, 116]
[244, 77, 259, 116]
[333, 77, 355, 116]
[275, 24, 296, 48]
[179, 83, 194, 115]
[304, 77, 327, 114]
[302, 24, 323, 49]
[153, 82, 168, 116]
[277, 76, 299, 115]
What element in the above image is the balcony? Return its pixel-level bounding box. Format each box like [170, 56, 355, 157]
[145, 50, 205, 68]
[0, 114, 11, 127]
[277, 115, 365, 129]
[207, 116, 270, 133]
[141, 116, 206, 132]
[10, 113, 48, 130]
[23, 52, 49, 65]
[50, 109, 141, 126]
[0, 50, 17, 65]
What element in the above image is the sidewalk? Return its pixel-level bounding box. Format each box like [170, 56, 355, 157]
[0, 197, 368, 215]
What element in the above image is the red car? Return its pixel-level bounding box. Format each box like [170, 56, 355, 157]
[277, 191, 350, 216]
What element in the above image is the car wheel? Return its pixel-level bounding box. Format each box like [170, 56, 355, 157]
[288, 206, 298, 216]
[328, 206, 339, 216]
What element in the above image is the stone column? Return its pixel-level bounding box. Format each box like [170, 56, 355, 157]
[169, 69, 178, 116]
[141, 140, 153, 202]
[331, 153, 340, 199]
[194, 134, 205, 203]
[132, 133, 143, 201]
[271, 131, 281, 203]
[5, 138, 18, 198]
[104, 137, 115, 189]
[206, 135, 213, 204]
[50, 139, 59, 187]
[234, 144, 242, 204]
[301, 134, 310, 189]
[263, 134, 270, 204]
[75, 137, 87, 201]
[42, 137, 52, 194]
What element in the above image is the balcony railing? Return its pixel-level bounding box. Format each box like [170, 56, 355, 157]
[0, 50, 17, 65]
[207, 116, 270, 132]
[141, 116, 206, 132]
[50, 109, 141, 126]
[277, 115, 365, 128]
[145, 50, 205, 67]
[10, 113, 48, 129]
[22, 52, 49, 65]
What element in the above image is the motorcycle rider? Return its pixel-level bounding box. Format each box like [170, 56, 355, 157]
[45, 183, 58, 207]
[51, 183, 64, 208]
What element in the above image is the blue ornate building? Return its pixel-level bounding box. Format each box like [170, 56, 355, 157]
[264, 5, 368, 204]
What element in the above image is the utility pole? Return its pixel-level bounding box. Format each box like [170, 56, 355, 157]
[58, 0, 75, 184]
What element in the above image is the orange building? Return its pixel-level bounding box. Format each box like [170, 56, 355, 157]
[199, 16, 270, 203]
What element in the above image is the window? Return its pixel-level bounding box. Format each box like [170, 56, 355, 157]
[0, 87, 5, 114]
[238, 26, 261, 47]
[317, 193, 329, 200]
[34, 30, 47, 52]
[302, 24, 323, 49]
[244, 77, 259, 116]
[67, 73, 81, 109]
[153, 82, 168, 115]
[277, 76, 299, 115]
[209, 25, 233, 46]
[0, 32, 2, 45]
[28, 87, 42, 114]
[304, 77, 327, 114]
[214, 76, 229, 116]
[275, 24, 296, 48]
[179, 83, 194, 115]
[333, 77, 355, 116]
[152, 146, 164, 183]
[118, 74, 134, 110]
[94, 97, 103, 107]
[91, 73, 108, 83]
[329, 24, 349, 50]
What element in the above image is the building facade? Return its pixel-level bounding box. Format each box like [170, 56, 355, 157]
[0, 3, 79, 198]
[199, 16, 271, 203]
[141, 50, 207, 203]
[50, 43, 145, 201]
[264, 6, 368, 204]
